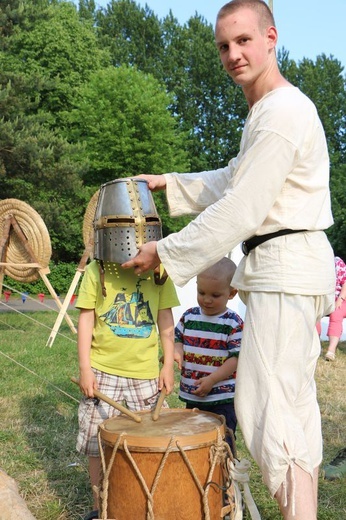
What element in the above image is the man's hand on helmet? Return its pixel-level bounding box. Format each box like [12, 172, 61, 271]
[138, 174, 167, 192]
[122, 241, 160, 274]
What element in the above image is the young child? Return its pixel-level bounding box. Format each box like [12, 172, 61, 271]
[76, 260, 179, 520]
[174, 257, 243, 453]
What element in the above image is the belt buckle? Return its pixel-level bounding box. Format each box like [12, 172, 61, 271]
[241, 241, 249, 255]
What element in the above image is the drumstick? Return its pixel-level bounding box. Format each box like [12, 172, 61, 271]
[152, 387, 167, 421]
[71, 377, 141, 423]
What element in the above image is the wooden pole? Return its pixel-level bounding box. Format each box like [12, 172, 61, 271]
[0, 216, 12, 297]
[46, 237, 93, 347]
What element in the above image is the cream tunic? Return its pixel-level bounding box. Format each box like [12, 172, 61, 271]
[157, 87, 335, 295]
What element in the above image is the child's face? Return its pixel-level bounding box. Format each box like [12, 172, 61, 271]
[196, 275, 233, 316]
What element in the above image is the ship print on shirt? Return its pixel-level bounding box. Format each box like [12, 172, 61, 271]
[99, 279, 154, 338]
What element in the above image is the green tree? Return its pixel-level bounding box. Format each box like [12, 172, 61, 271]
[283, 54, 346, 166]
[0, 72, 91, 261]
[160, 14, 247, 171]
[328, 164, 346, 259]
[78, 0, 97, 22]
[1, 0, 345, 258]
[0, 0, 99, 262]
[95, 4, 248, 171]
[280, 52, 346, 256]
[96, 0, 164, 76]
[65, 65, 189, 186]
[1, 0, 110, 121]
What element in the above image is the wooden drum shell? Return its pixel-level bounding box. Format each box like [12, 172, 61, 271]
[99, 408, 227, 520]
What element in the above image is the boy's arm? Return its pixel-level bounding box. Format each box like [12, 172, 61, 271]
[157, 308, 175, 395]
[174, 341, 184, 370]
[192, 356, 238, 396]
[77, 308, 97, 398]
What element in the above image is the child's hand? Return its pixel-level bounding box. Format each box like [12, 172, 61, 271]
[174, 345, 184, 370]
[79, 369, 98, 398]
[159, 365, 174, 395]
[191, 376, 214, 397]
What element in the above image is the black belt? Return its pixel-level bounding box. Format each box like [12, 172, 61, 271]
[241, 229, 307, 255]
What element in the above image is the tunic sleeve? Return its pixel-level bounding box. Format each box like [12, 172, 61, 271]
[163, 165, 232, 217]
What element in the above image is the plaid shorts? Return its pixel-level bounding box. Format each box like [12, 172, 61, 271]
[76, 369, 166, 456]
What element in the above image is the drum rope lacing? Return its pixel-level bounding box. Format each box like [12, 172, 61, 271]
[97, 430, 124, 520]
[97, 426, 235, 520]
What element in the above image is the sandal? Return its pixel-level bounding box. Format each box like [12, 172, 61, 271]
[325, 350, 336, 361]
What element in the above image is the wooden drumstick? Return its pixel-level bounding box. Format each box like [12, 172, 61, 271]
[152, 387, 167, 421]
[71, 377, 141, 423]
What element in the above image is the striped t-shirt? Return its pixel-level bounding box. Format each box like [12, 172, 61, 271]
[175, 307, 243, 405]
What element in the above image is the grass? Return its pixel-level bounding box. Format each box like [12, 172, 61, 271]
[0, 305, 345, 519]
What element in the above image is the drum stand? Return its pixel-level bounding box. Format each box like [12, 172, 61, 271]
[0, 214, 76, 335]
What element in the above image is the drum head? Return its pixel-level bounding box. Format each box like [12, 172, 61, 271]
[100, 408, 225, 452]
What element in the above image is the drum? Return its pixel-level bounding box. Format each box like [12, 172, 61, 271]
[98, 408, 234, 520]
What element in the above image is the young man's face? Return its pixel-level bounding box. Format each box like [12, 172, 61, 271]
[215, 7, 277, 89]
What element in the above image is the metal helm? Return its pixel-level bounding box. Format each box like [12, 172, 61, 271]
[93, 178, 162, 263]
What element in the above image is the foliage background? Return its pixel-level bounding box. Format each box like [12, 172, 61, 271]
[0, 0, 345, 279]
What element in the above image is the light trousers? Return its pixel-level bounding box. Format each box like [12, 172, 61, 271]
[235, 291, 333, 497]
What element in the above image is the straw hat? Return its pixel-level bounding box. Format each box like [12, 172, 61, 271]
[0, 199, 52, 282]
[82, 190, 99, 259]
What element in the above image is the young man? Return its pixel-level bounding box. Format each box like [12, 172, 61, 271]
[123, 2, 335, 519]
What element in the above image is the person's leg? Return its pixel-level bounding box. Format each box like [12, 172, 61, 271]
[186, 401, 237, 455]
[275, 465, 319, 520]
[312, 466, 319, 514]
[235, 292, 323, 519]
[210, 402, 237, 455]
[325, 305, 344, 359]
[77, 370, 124, 518]
[325, 336, 339, 360]
[215, 402, 237, 435]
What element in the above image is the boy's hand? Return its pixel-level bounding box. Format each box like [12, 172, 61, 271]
[79, 369, 98, 398]
[191, 376, 214, 397]
[159, 365, 174, 395]
[174, 344, 184, 370]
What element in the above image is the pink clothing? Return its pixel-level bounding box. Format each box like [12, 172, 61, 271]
[334, 256, 346, 298]
[327, 256, 346, 338]
[328, 301, 346, 337]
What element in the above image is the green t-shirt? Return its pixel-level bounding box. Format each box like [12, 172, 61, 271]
[76, 260, 180, 379]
